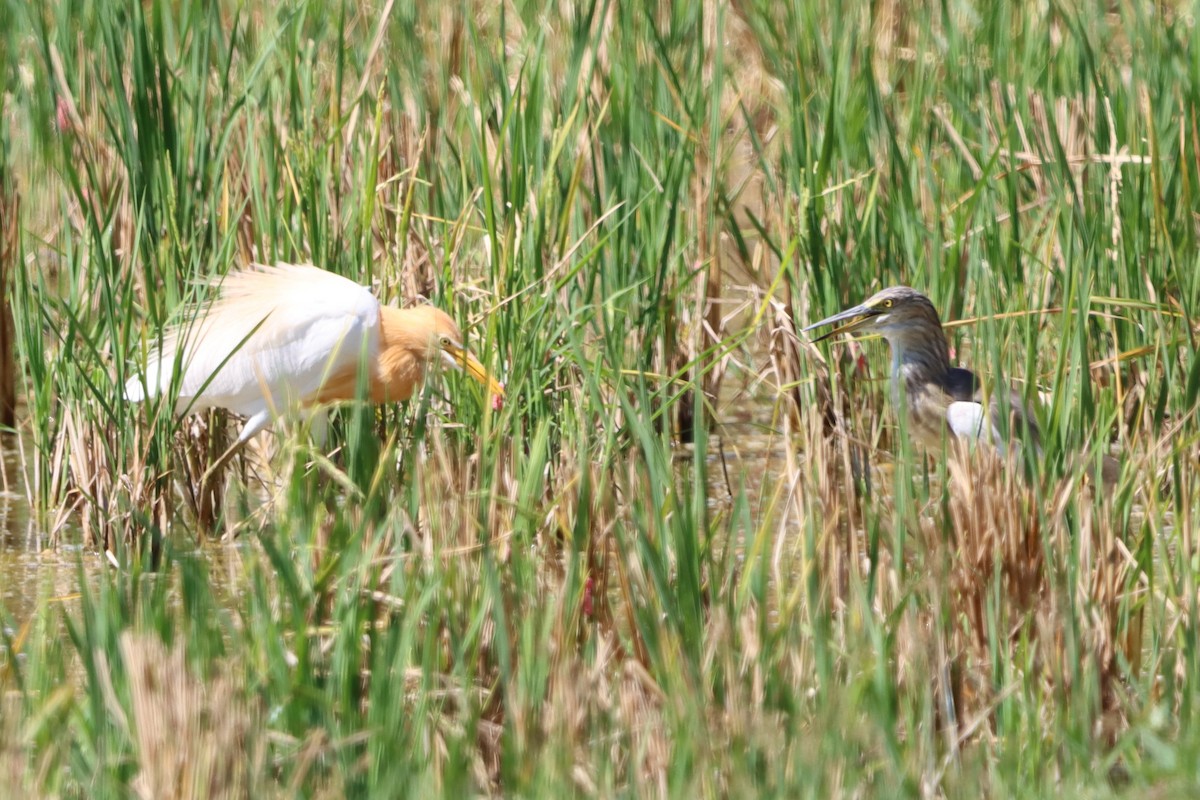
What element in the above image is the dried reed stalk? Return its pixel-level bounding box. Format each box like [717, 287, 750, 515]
[0, 692, 28, 797]
[935, 446, 1130, 737]
[0, 162, 17, 428]
[118, 632, 262, 800]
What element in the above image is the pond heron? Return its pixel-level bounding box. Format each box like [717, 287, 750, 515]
[803, 286, 1039, 456]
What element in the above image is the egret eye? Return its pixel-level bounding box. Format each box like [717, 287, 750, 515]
[882, 299, 893, 309]
[439, 334, 454, 348]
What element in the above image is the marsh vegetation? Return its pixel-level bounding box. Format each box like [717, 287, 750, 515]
[1, 0, 1199, 796]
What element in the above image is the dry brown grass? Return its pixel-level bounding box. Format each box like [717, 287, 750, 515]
[911, 444, 1134, 742]
[7, 0, 1192, 793]
[57, 402, 240, 550]
[113, 632, 263, 800]
[0, 691, 30, 798]
[778, 344, 1140, 753]
[58, 405, 172, 550]
[0, 166, 17, 429]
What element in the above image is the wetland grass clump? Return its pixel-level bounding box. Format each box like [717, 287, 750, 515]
[2, 0, 1200, 796]
[119, 632, 264, 800]
[0, 148, 16, 430]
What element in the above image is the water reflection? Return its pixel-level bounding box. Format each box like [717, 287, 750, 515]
[0, 375, 795, 633]
[700, 374, 793, 520]
[0, 443, 74, 627]
[0, 444, 255, 639]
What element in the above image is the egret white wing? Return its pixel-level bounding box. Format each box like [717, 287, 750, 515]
[126, 264, 381, 431]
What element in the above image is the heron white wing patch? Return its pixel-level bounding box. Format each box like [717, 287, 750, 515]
[946, 401, 1006, 455]
[127, 264, 382, 431]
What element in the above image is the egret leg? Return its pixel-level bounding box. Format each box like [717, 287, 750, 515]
[199, 409, 272, 487]
[236, 409, 273, 444]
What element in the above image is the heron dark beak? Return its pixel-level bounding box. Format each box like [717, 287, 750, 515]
[803, 303, 882, 342]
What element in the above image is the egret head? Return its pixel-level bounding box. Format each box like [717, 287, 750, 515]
[415, 307, 505, 398]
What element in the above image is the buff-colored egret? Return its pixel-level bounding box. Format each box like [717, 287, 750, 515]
[125, 263, 504, 453]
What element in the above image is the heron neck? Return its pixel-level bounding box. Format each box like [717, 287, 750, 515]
[886, 330, 951, 402]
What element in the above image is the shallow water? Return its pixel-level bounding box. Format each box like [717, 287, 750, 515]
[0, 444, 261, 652]
[0, 447, 68, 628]
[0, 367, 793, 645]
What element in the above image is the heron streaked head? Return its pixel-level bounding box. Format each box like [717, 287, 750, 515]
[803, 286, 943, 344]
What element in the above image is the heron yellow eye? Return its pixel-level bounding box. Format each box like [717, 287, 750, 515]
[882, 299, 893, 308]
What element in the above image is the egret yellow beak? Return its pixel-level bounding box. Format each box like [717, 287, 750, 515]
[445, 343, 505, 397]
[802, 303, 884, 342]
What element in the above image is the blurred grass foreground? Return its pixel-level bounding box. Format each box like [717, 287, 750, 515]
[2, 0, 1200, 796]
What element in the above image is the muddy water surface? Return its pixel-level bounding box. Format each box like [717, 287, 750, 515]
[0, 373, 796, 646]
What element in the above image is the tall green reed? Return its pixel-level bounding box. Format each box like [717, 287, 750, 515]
[5, 0, 1200, 796]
